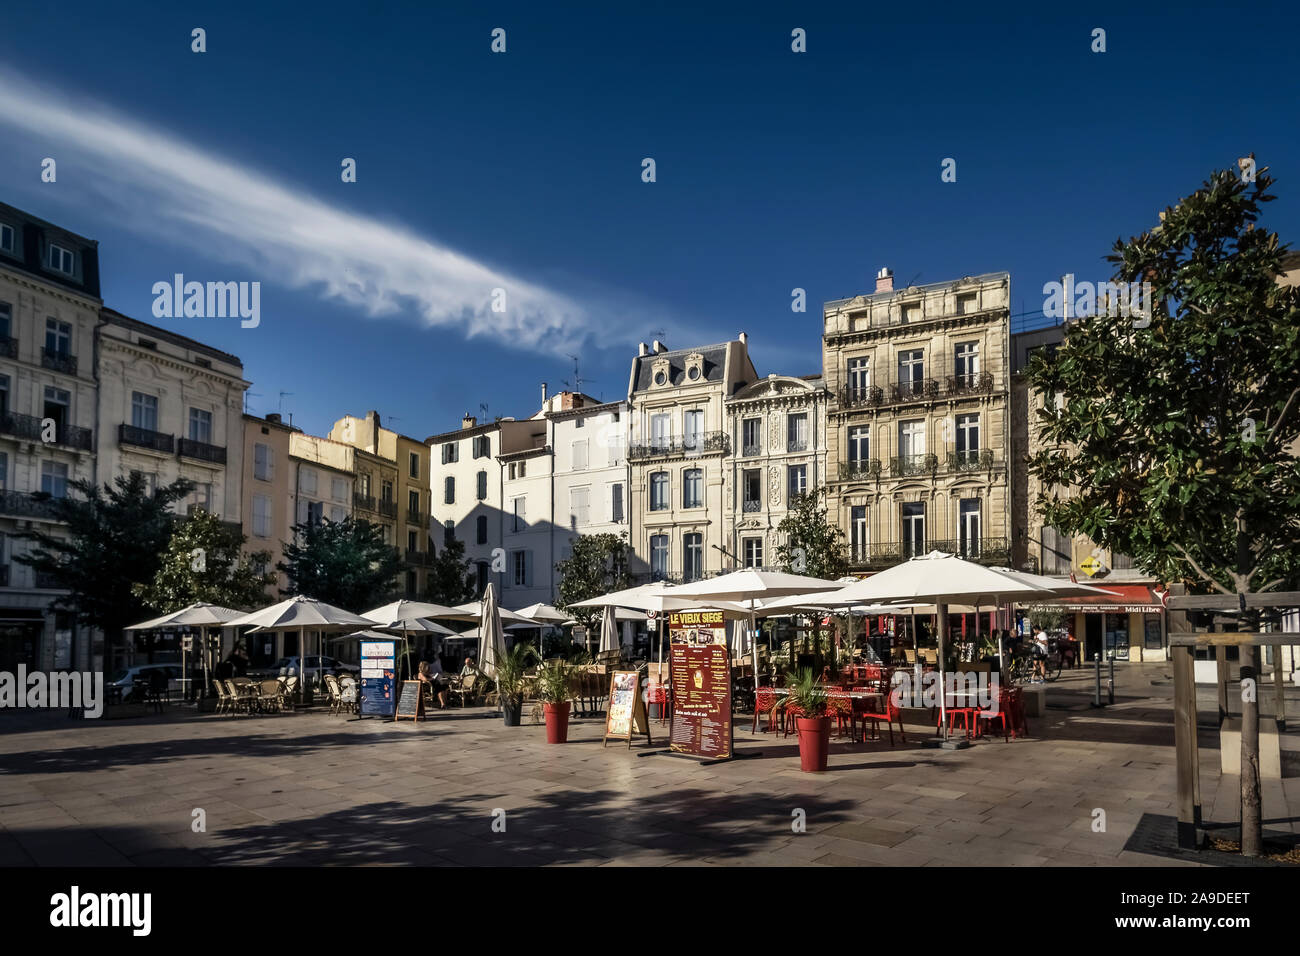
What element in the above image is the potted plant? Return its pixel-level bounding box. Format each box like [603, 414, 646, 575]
[494, 643, 538, 726]
[535, 658, 574, 743]
[786, 667, 831, 772]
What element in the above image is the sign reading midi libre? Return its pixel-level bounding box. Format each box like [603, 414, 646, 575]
[360, 639, 397, 718]
[668, 609, 732, 760]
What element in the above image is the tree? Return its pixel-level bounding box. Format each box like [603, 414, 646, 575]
[425, 535, 476, 606]
[775, 487, 848, 580]
[135, 509, 273, 612]
[1026, 159, 1300, 857]
[16, 473, 193, 671]
[555, 532, 634, 629]
[279, 516, 403, 611]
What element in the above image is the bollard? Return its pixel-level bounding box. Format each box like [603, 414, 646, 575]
[1107, 654, 1115, 705]
[1093, 653, 1103, 708]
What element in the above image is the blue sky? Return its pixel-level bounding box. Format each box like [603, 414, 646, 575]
[1, 0, 1297, 439]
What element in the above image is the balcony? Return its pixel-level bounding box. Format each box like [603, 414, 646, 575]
[0, 412, 93, 451]
[742, 498, 762, 513]
[378, 498, 398, 519]
[839, 385, 885, 409]
[890, 454, 938, 477]
[0, 337, 16, 359]
[787, 439, 809, 453]
[627, 431, 730, 461]
[839, 459, 882, 482]
[0, 490, 59, 520]
[741, 443, 762, 458]
[41, 348, 77, 376]
[947, 448, 994, 472]
[928, 537, 1012, 566]
[945, 370, 995, 398]
[405, 548, 430, 566]
[353, 493, 376, 512]
[406, 509, 425, 528]
[178, 437, 227, 464]
[838, 370, 998, 413]
[119, 423, 174, 454]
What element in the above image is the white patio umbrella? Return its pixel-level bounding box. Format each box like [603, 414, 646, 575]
[446, 599, 533, 625]
[126, 602, 244, 702]
[478, 583, 508, 682]
[599, 604, 619, 654]
[514, 603, 569, 623]
[362, 600, 460, 675]
[227, 596, 372, 700]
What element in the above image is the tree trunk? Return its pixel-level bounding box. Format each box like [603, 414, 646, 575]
[1240, 643, 1262, 857]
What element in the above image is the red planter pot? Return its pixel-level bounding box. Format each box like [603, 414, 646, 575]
[543, 702, 571, 744]
[795, 716, 832, 772]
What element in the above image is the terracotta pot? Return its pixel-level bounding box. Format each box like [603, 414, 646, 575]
[796, 715, 832, 772]
[543, 702, 571, 743]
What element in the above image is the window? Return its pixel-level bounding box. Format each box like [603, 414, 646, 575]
[131, 392, 158, 432]
[512, 496, 526, 532]
[899, 419, 926, 465]
[301, 468, 317, 495]
[404, 488, 416, 513]
[901, 502, 925, 558]
[683, 409, 703, 449]
[787, 412, 809, 452]
[330, 505, 345, 523]
[572, 440, 588, 471]
[508, 463, 516, 480]
[475, 561, 489, 596]
[954, 341, 980, 385]
[682, 468, 703, 509]
[955, 413, 980, 464]
[252, 494, 272, 538]
[473, 435, 490, 459]
[305, 500, 323, 526]
[47, 243, 74, 274]
[847, 425, 869, 464]
[518, 459, 526, 478]
[0, 302, 11, 339]
[381, 480, 393, 503]
[958, 499, 981, 558]
[476, 515, 488, 544]
[0, 451, 7, 491]
[611, 482, 624, 523]
[787, 464, 807, 502]
[188, 407, 213, 444]
[650, 471, 669, 511]
[131, 469, 157, 496]
[357, 473, 371, 498]
[409, 452, 419, 478]
[332, 477, 346, 501]
[650, 413, 670, 449]
[742, 469, 761, 510]
[475, 470, 487, 501]
[742, 418, 761, 455]
[743, 537, 764, 568]
[650, 534, 669, 580]
[254, 443, 273, 481]
[444, 476, 455, 504]
[897, 349, 924, 394]
[847, 356, 871, 397]
[45, 318, 72, 357]
[570, 487, 590, 530]
[512, 550, 532, 588]
[42, 461, 68, 498]
[441, 442, 459, 464]
[43, 387, 69, 433]
[850, 505, 867, 561]
[189, 482, 213, 514]
[407, 529, 419, 552]
[444, 520, 455, 547]
[0, 223, 13, 254]
[683, 533, 703, 582]
[0, 375, 7, 417]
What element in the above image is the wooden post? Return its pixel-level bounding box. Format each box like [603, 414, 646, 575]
[1171, 642, 1201, 849]
[1272, 644, 1286, 732]
[1216, 644, 1230, 724]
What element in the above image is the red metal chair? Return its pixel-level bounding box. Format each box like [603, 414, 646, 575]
[826, 691, 853, 739]
[648, 683, 672, 726]
[976, 684, 1014, 741]
[752, 686, 777, 734]
[782, 700, 806, 737]
[857, 688, 905, 747]
[939, 688, 979, 738]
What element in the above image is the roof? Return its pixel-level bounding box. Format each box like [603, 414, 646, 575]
[1027, 583, 1164, 612]
[824, 271, 1009, 311]
[0, 201, 102, 300]
[99, 307, 244, 368]
[630, 342, 731, 393]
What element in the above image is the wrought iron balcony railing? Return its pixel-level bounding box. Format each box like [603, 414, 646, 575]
[945, 370, 995, 397]
[41, 348, 77, 376]
[0, 412, 92, 450]
[742, 498, 763, 512]
[839, 459, 882, 481]
[406, 509, 425, 527]
[353, 493, 376, 512]
[839, 385, 885, 409]
[787, 439, 809, 453]
[119, 423, 174, 453]
[405, 548, 430, 566]
[0, 337, 16, 359]
[378, 499, 398, 519]
[928, 537, 1012, 565]
[891, 454, 938, 477]
[627, 431, 730, 461]
[741, 443, 762, 457]
[946, 448, 992, 472]
[0, 490, 58, 520]
[178, 438, 227, 464]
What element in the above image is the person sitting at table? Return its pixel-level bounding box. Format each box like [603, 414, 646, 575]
[418, 660, 448, 709]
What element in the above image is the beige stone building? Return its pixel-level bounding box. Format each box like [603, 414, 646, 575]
[823, 269, 1012, 571]
[241, 412, 298, 597]
[723, 373, 829, 570]
[327, 412, 407, 590]
[625, 336, 758, 582]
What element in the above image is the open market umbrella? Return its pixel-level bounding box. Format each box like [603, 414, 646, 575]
[446, 599, 533, 625]
[362, 600, 460, 676]
[514, 602, 569, 623]
[228, 596, 371, 699]
[126, 602, 244, 702]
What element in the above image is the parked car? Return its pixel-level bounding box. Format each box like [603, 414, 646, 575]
[252, 655, 360, 679]
[106, 665, 184, 702]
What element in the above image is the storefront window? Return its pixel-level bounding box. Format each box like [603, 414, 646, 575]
[1143, 615, 1162, 650]
[1104, 613, 1130, 660]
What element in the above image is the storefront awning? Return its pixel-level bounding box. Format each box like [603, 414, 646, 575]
[1030, 584, 1164, 613]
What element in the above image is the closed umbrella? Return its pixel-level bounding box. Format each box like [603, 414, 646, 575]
[599, 604, 619, 655]
[478, 583, 508, 682]
[228, 596, 372, 702]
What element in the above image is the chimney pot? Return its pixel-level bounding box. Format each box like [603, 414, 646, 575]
[541, 382, 548, 404]
[462, 414, 477, 429]
[638, 342, 648, 356]
[652, 339, 665, 353]
[738, 331, 748, 346]
[266, 412, 281, 424]
[875, 267, 894, 293]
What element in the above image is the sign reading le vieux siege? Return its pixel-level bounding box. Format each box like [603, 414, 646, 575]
[668, 609, 732, 760]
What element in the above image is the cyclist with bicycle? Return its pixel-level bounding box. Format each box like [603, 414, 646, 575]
[1032, 627, 1050, 682]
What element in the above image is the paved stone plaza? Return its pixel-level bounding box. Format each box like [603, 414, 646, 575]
[1, 663, 1296, 866]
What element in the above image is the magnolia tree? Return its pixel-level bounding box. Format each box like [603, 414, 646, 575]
[1026, 160, 1300, 856]
[555, 532, 634, 631]
[774, 487, 848, 579]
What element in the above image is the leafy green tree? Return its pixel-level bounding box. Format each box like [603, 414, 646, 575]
[555, 532, 634, 629]
[1026, 159, 1300, 857]
[135, 509, 273, 612]
[16, 473, 193, 671]
[279, 516, 402, 611]
[425, 534, 476, 606]
[775, 486, 848, 580]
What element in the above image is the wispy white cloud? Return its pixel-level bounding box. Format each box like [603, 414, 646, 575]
[0, 70, 594, 354]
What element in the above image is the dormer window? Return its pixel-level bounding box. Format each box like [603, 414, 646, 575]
[139, 338, 157, 350]
[683, 352, 705, 383]
[0, 224, 14, 254]
[47, 243, 75, 275]
[650, 357, 671, 388]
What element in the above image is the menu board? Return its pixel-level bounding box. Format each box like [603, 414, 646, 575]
[668, 609, 732, 760]
[395, 680, 424, 721]
[603, 670, 650, 748]
[360, 639, 397, 718]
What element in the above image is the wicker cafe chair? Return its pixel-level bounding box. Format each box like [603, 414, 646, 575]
[212, 679, 231, 715]
[323, 673, 342, 715]
[451, 673, 478, 708]
[338, 675, 359, 714]
[257, 679, 284, 714]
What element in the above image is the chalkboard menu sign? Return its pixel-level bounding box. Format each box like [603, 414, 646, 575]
[668, 609, 732, 760]
[360, 639, 397, 718]
[395, 680, 425, 721]
[603, 670, 650, 748]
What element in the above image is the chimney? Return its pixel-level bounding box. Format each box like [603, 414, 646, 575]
[738, 331, 748, 347]
[638, 342, 648, 356]
[652, 339, 666, 354]
[461, 414, 477, 430]
[266, 412, 282, 424]
[876, 267, 894, 293]
[541, 382, 548, 404]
